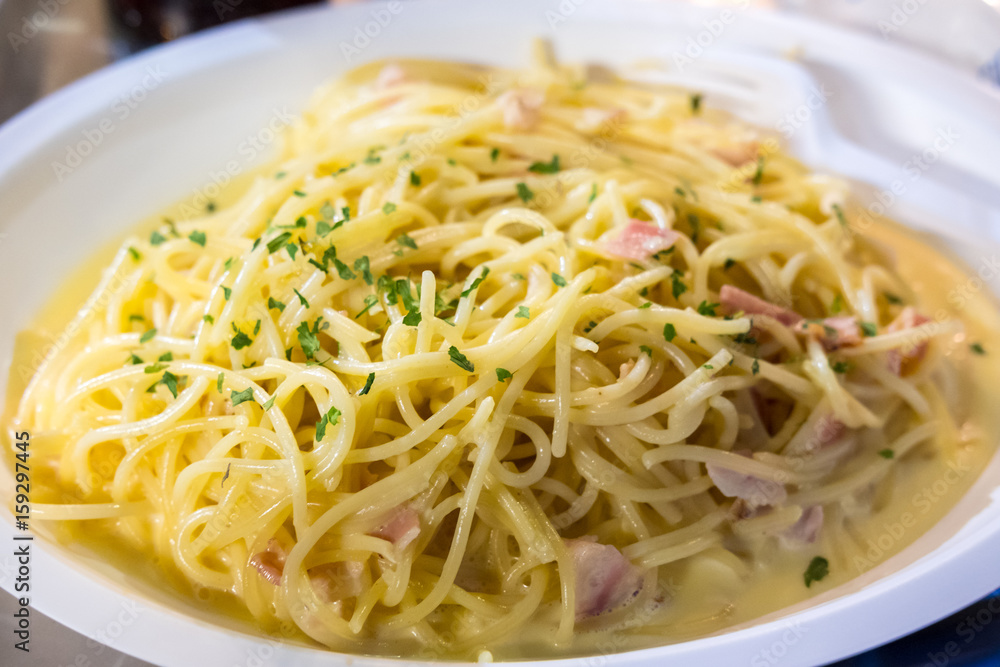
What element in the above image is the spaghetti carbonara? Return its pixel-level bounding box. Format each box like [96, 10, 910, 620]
[7, 50, 999, 659]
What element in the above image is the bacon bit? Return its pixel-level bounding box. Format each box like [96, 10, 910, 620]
[597, 220, 681, 262]
[309, 560, 364, 602]
[719, 285, 801, 327]
[371, 506, 421, 550]
[565, 537, 644, 619]
[813, 415, 846, 449]
[578, 107, 627, 132]
[497, 89, 544, 131]
[782, 505, 824, 545]
[249, 539, 286, 586]
[798, 316, 862, 351]
[886, 307, 932, 375]
[375, 64, 407, 90]
[711, 142, 759, 167]
[707, 458, 787, 509]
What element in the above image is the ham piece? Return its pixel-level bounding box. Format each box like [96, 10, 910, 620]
[565, 537, 644, 619]
[707, 459, 787, 509]
[782, 505, 824, 545]
[371, 505, 421, 550]
[249, 539, 286, 586]
[886, 307, 932, 375]
[598, 220, 681, 262]
[497, 89, 544, 131]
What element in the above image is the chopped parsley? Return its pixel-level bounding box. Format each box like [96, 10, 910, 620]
[285, 243, 298, 260]
[885, 292, 904, 305]
[402, 309, 422, 326]
[639, 302, 652, 309]
[356, 294, 379, 319]
[831, 294, 844, 315]
[353, 256, 373, 285]
[139, 329, 157, 343]
[396, 233, 418, 250]
[490, 147, 500, 162]
[878, 449, 895, 459]
[129, 314, 144, 322]
[448, 346, 474, 372]
[803, 556, 829, 588]
[639, 345, 653, 357]
[752, 157, 765, 185]
[516, 182, 534, 203]
[496, 368, 513, 382]
[663, 323, 677, 342]
[382, 202, 397, 215]
[831, 203, 848, 228]
[461, 267, 491, 298]
[333, 258, 356, 281]
[216, 372, 224, 393]
[970, 342, 987, 356]
[267, 297, 286, 312]
[267, 232, 292, 254]
[293, 190, 307, 198]
[670, 272, 687, 299]
[148, 371, 180, 399]
[409, 171, 421, 186]
[551, 273, 567, 288]
[296, 317, 327, 359]
[588, 183, 598, 203]
[358, 372, 375, 396]
[528, 154, 560, 174]
[150, 231, 166, 246]
[261, 396, 276, 411]
[188, 230, 207, 247]
[860, 321, 878, 337]
[202, 314, 214, 324]
[128, 246, 141, 261]
[230, 388, 254, 407]
[690, 93, 702, 114]
[512, 273, 526, 281]
[293, 288, 310, 308]
[723, 258, 736, 270]
[516, 306, 530, 319]
[230, 326, 253, 350]
[363, 148, 382, 165]
[752, 359, 760, 375]
[697, 301, 720, 317]
[831, 361, 853, 374]
[315, 405, 341, 441]
[128, 353, 143, 365]
[222, 286, 232, 300]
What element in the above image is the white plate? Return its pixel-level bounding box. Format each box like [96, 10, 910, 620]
[2, 2, 1000, 665]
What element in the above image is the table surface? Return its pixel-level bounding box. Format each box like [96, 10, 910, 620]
[2, 0, 1000, 665]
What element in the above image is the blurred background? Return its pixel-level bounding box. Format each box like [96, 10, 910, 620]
[1, 0, 1000, 665]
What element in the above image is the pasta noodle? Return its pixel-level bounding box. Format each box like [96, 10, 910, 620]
[6, 49, 1000, 659]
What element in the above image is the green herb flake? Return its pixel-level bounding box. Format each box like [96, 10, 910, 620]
[267, 232, 292, 254]
[752, 157, 766, 185]
[396, 233, 418, 250]
[971, 342, 987, 356]
[356, 294, 379, 319]
[752, 359, 760, 375]
[690, 93, 702, 114]
[285, 243, 299, 260]
[697, 301, 720, 317]
[188, 230, 207, 247]
[461, 267, 491, 298]
[663, 323, 677, 342]
[860, 321, 878, 337]
[294, 289, 310, 308]
[496, 368, 513, 383]
[885, 292, 904, 305]
[670, 272, 687, 299]
[831, 361, 853, 374]
[128, 353, 144, 365]
[723, 258, 736, 271]
[150, 231, 166, 246]
[216, 372, 224, 392]
[230, 388, 254, 407]
[230, 328, 253, 350]
[831, 203, 848, 228]
[490, 147, 500, 162]
[139, 329, 157, 344]
[831, 294, 844, 315]
[315, 404, 342, 441]
[402, 309, 422, 326]
[222, 286, 232, 300]
[878, 449, 895, 459]
[333, 258, 356, 281]
[267, 297, 286, 312]
[358, 372, 375, 396]
[516, 306, 530, 319]
[293, 190, 307, 198]
[296, 317, 325, 359]
[803, 556, 829, 588]
[409, 171, 421, 186]
[588, 183, 598, 203]
[516, 182, 534, 203]
[128, 246, 142, 261]
[448, 346, 474, 372]
[551, 273, 567, 288]
[528, 154, 560, 174]
[639, 345, 653, 357]
[382, 202, 397, 215]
